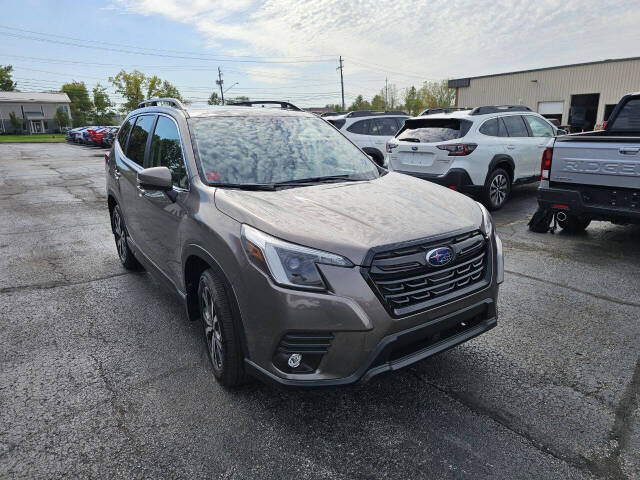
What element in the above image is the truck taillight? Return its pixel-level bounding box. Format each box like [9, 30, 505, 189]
[437, 143, 477, 156]
[541, 147, 553, 180]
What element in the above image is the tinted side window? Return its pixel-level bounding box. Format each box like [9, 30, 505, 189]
[479, 118, 498, 136]
[394, 117, 407, 131]
[373, 118, 400, 136]
[502, 115, 529, 137]
[117, 119, 133, 149]
[149, 116, 187, 189]
[347, 120, 372, 135]
[524, 115, 554, 137]
[327, 119, 346, 129]
[609, 98, 640, 131]
[126, 115, 155, 166]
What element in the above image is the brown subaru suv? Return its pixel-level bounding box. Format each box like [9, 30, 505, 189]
[105, 98, 503, 387]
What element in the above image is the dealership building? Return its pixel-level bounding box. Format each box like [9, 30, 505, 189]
[0, 92, 72, 134]
[449, 56, 640, 131]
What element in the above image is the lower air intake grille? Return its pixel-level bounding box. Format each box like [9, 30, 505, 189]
[365, 230, 491, 317]
[273, 332, 334, 373]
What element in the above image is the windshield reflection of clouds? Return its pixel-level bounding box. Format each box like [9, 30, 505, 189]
[191, 116, 378, 184]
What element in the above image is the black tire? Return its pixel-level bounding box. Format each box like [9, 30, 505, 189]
[111, 204, 142, 270]
[363, 148, 385, 167]
[528, 207, 554, 233]
[198, 269, 246, 387]
[558, 214, 591, 233]
[482, 168, 511, 211]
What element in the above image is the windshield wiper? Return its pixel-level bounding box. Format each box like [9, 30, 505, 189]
[213, 183, 276, 191]
[273, 174, 363, 186]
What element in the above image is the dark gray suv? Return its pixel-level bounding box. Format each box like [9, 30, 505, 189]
[105, 98, 504, 387]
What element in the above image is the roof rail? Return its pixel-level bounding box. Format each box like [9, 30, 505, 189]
[345, 110, 408, 118]
[226, 100, 302, 111]
[469, 105, 532, 115]
[137, 97, 186, 110]
[419, 107, 472, 116]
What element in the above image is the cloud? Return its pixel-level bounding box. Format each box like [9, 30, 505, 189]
[113, 0, 640, 82]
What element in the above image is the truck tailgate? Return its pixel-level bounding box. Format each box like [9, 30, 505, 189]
[550, 140, 640, 189]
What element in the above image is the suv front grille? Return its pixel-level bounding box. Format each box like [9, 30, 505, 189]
[364, 230, 491, 317]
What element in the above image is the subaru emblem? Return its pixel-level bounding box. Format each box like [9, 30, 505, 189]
[426, 247, 453, 267]
[411, 146, 418, 151]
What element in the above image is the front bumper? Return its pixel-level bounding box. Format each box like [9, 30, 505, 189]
[236, 233, 501, 387]
[538, 183, 640, 224]
[393, 168, 483, 194]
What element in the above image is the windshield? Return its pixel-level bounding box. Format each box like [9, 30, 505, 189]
[190, 115, 379, 185]
[397, 118, 472, 143]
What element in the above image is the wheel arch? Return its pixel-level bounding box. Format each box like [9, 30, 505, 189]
[487, 155, 515, 183]
[361, 147, 384, 167]
[182, 245, 249, 357]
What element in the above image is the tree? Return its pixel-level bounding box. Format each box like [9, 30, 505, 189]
[9, 111, 22, 133]
[207, 92, 222, 105]
[109, 70, 145, 113]
[0, 65, 17, 91]
[324, 103, 342, 113]
[110, 70, 185, 112]
[61, 82, 93, 127]
[371, 94, 386, 111]
[386, 83, 400, 109]
[227, 96, 250, 104]
[420, 80, 455, 108]
[92, 83, 115, 124]
[403, 86, 423, 116]
[348, 95, 371, 112]
[53, 107, 70, 130]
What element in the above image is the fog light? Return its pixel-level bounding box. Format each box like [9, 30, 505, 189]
[287, 353, 302, 368]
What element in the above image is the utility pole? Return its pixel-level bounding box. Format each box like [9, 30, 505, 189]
[385, 78, 389, 110]
[216, 67, 225, 105]
[337, 56, 345, 112]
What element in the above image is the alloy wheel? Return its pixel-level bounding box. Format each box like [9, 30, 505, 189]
[113, 209, 127, 262]
[489, 173, 508, 207]
[201, 284, 223, 370]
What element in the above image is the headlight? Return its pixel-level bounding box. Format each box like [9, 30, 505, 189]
[241, 225, 353, 291]
[477, 202, 493, 237]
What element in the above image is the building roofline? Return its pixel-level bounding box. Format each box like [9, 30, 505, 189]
[449, 56, 640, 87]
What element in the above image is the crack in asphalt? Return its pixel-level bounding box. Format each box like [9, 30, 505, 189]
[0, 362, 202, 459]
[406, 368, 619, 479]
[505, 269, 640, 308]
[0, 271, 139, 294]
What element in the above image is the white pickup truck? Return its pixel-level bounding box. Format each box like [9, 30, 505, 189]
[531, 92, 640, 232]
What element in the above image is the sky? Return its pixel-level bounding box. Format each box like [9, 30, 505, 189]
[2, 0, 640, 109]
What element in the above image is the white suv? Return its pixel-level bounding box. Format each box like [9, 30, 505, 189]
[325, 111, 409, 166]
[386, 106, 563, 210]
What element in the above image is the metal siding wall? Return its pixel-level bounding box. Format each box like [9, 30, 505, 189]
[456, 59, 640, 125]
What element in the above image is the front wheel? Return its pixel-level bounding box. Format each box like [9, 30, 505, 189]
[558, 214, 591, 233]
[482, 168, 511, 211]
[198, 269, 246, 387]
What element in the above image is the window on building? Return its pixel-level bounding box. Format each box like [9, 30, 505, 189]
[148, 116, 187, 189]
[125, 115, 155, 166]
[603, 104, 617, 123]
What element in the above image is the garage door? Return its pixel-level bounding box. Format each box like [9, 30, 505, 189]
[538, 101, 564, 115]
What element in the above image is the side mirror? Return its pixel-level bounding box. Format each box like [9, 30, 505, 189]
[556, 129, 568, 136]
[138, 166, 172, 191]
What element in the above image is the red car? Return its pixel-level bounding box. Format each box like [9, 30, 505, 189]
[87, 127, 107, 146]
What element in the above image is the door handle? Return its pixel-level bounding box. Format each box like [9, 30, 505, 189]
[619, 147, 640, 155]
[507, 145, 515, 150]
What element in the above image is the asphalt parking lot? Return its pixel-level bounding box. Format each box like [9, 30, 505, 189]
[1, 142, 639, 480]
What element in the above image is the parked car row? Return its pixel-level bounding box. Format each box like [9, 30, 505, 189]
[66, 126, 119, 147]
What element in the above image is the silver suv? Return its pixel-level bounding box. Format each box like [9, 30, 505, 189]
[105, 98, 503, 387]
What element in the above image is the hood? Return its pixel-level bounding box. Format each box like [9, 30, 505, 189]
[214, 172, 483, 265]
